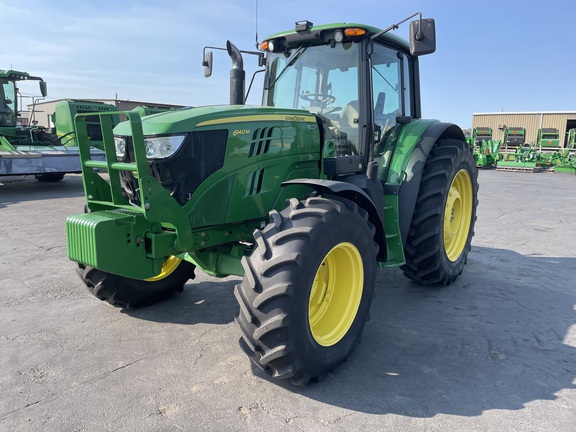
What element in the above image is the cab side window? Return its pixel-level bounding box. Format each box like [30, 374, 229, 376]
[371, 44, 412, 130]
[0, 80, 16, 127]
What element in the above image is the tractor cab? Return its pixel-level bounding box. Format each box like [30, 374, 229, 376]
[259, 18, 435, 175]
[0, 75, 17, 128]
[0, 69, 47, 133]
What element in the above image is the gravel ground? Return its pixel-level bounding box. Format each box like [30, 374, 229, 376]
[0, 170, 575, 432]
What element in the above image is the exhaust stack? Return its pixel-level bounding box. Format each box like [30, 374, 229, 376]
[226, 40, 245, 105]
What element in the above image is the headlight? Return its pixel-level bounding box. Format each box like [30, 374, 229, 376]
[143, 135, 186, 159]
[114, 136, 126, 157]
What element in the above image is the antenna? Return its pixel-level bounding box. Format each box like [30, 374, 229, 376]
[255, 0, 259, 49]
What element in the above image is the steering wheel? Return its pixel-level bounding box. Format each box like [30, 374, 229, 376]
[300, 93, 336, 109]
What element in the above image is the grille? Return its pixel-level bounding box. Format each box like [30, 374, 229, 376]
[120, 129, 228, 206]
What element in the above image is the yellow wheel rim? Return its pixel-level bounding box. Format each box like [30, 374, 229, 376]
[308, 242, 364, 347]
[144, 256, 181, 282]
[444, 169, 473, 262]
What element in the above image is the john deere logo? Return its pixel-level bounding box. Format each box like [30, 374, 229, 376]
[233, 129, 251, 136]
[285, 115, 306, 122]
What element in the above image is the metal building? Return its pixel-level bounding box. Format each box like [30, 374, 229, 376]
[472, 111, 576, 148]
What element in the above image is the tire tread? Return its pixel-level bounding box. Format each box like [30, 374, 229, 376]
[401, 138, 478, 286]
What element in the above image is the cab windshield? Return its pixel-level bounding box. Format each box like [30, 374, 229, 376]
[264, 42, 360, 154]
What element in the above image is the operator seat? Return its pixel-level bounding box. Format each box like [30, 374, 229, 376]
[374, 91, 398, 131]
[337, 100, 360, 155]
[340, 100, 359, 129]
[374, 92, 386, 128]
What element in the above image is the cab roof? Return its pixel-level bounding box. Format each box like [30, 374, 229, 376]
[0, 69, 42, 81]
[263, 22, 410, 51]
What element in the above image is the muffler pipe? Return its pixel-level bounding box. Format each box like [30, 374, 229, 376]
[226, 40, 245, 105]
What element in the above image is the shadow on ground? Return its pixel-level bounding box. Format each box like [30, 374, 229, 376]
[122, 278, 241, 326]
[120, 246, 575, 417]
[0, 175, 85, 208]
[261, 246, 575, 416]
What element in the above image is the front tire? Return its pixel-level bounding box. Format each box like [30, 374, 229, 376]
[235, 196, 378, 386]
[401, 138, 478, 285]
[78, 257, 195, 308]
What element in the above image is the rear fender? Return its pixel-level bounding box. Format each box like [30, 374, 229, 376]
[395, 122, 466, 244]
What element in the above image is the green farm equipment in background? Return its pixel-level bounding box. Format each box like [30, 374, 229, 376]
[502, 126, 526, 151]
[53, 100, 119, 148]
[66, 15, 479, 386]
[497, 145, 549, 172]
[547, 128, 576, 173]
[53, 101, 175, 150]
[474, 139, 500, 168]
[497, 126, 551, 172]
[497, 127, 574, 173]
[568, 128, 576, 150]
[535, 127, 560, 149]
[0, 70, 104, 182]
[473, 127, 492, 142]
[471, 127, 499, 168]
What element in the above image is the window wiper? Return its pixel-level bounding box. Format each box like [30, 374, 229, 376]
[268, 46, 307, 90]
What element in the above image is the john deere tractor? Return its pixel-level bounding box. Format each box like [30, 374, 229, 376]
[66, 14, 478, 386]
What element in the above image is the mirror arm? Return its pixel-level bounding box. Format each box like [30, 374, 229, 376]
[202, 46, 265, 71]
[371, 12, 421, 40]
[203, 45, 227, 64]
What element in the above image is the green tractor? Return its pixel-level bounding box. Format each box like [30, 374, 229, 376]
[66, 14, 478, 386]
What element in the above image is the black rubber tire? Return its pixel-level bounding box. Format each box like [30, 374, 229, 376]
[77, 260, 196, 308]
[36, 173, 65, 182]
[401, 138, 478, 285]
[234, 196, 378, 386]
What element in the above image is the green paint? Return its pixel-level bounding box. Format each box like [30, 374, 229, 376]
[67, 107, 322, 278]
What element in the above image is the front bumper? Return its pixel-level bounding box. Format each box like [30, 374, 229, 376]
[66, 209, 176, 279]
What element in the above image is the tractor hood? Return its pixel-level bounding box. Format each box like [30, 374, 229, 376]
[113, 105, 316, 136]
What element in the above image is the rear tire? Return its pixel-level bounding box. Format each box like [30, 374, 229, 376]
[235, 196, 378, 386]
[77, 258, 195, 308]
[401, 138, 478, 285]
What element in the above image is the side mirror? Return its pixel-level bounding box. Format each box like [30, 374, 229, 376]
[202, 50, 213, 78]
[409, 18, 436, 56]
[39, 81, 48, 97]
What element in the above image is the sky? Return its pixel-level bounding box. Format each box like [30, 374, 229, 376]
[2, 0, 575, 128]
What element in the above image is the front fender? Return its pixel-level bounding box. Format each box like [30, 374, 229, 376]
[282, 178, 387, 262]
